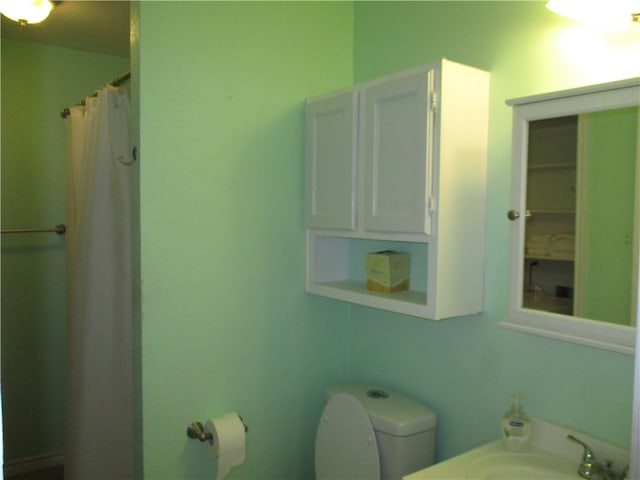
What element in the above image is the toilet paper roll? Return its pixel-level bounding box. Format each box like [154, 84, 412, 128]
[204, 412, 246, 480]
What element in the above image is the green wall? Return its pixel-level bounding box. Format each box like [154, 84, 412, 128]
[1, 40, 128, 462]
[136, 1, 640, 477]
[349, 1, 640, 460]
[139, 2, 353, 478]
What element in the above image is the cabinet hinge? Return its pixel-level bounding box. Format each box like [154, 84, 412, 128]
[430, 91, 438, 113]
[428, 194, 436, 215]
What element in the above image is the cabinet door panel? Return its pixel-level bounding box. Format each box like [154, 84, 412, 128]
[362, 71, 433, 234]
[305, 90, 358, 230]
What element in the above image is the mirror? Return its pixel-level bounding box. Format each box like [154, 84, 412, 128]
[503, 78, 640, 354]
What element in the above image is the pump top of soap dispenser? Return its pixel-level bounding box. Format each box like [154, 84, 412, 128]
[510, 392, 524, 413]
[505, 392, 530, 422]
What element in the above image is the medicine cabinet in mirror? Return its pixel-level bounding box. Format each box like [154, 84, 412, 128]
[502, 78, 640, 354]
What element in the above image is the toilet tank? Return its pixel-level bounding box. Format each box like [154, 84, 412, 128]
[326, 384, 437, 480]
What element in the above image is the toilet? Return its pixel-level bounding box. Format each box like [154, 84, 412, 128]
[315, 383, 437, 480]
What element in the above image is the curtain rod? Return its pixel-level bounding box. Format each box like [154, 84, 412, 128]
[1, 224, 66, 235]
[60, 71, 131, 119]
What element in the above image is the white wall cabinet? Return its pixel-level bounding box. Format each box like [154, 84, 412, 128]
[305, 59, 490, 320]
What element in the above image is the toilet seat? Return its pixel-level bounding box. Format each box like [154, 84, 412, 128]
[315, 392, 380, 480]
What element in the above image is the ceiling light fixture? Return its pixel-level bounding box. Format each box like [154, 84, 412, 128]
[546, 0, 640, 30]
[0, 0, 54, 26]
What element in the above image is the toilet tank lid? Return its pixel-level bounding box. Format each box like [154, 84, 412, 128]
[325, 383, 437, 437]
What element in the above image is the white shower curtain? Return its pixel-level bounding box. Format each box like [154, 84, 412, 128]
[64, 85, 133, 479]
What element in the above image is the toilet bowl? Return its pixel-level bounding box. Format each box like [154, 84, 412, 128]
[315, 383, 437, 480]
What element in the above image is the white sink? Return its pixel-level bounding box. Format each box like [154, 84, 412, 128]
[404, 439, 580, 480]
[404, 416, 628, 480]
[465, 451, 577, 479]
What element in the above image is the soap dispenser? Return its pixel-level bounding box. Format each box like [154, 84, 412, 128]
[501, 392, 532, 452]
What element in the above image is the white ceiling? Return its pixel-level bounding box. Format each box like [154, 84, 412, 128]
[1, 1, 130, 57]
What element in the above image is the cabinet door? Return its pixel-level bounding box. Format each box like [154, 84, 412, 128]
[361, 70, 434, 234]
[305, 90, 358, 230]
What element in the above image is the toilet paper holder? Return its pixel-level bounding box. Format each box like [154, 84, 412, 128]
[186, 417, 248, 445]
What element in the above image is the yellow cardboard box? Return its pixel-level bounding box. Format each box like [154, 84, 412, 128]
[366, 250, 409, 293]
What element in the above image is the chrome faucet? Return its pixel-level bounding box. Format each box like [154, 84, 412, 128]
[567, 435, 628, 480]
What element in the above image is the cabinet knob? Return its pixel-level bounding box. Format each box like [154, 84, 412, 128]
[507, 210, 520, 221]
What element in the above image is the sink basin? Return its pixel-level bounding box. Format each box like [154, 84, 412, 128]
[404, 438, 582, 480]
[466, 452, 578, 479]
[404, 417, 628, 480]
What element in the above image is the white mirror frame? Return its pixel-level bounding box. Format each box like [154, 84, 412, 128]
[502, 77, 640, 356]
[631, 293, 640, 479]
